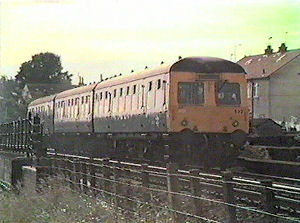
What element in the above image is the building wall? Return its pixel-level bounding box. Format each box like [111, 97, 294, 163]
[269, 57, 300, 129]
[252, 79, 270, 119]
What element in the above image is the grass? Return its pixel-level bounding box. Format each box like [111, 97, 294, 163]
[0, 177, 114, 223]
[0, 175, 178, 223]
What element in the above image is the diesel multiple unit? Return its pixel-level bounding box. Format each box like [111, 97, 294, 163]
[28, 57, 249, 167]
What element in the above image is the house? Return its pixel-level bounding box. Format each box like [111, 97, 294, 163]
[238, 43, 300, 130]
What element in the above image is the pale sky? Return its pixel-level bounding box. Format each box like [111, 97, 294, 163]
[0, 0, 299, 84]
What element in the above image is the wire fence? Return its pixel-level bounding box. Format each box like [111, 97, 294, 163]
[1, 116, 300, 222]
[32, 154, 300, 223]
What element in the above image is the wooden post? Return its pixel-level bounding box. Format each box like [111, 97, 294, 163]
[189, 169, 203, 217]
[73, 160, 81, 191]
[89, 158, 96, 196]
[166, 163, 181, 223]
[222, 171, 237, 223]
[112, 162, 120, 209]
[102, 158, 111, 196]
[68, 159, 74, 189]
[32, 115, 46, 189]
[261, 179, 276, 221]
[81, 160, 88, 193]
[141, 163, 151, 202]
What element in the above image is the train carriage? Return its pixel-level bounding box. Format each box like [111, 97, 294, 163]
[28, 95, 56, 135]
[28, 56, 249, 167]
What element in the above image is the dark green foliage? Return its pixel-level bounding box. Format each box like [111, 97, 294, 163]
[0, 76, 26, 123]
[15, 52, 72, 87]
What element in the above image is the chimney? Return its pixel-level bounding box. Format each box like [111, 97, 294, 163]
[278, 43, 287, 53]
[264, 45, 273, 55]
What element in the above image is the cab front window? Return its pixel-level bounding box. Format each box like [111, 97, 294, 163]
[178, 82, 204, 105]
[217, 82, 241, 105]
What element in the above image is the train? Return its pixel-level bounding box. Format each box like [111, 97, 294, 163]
[28, 57, 249, 167]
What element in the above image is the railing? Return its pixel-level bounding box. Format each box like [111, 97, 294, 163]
[0, 115, 43, 155]
[35, 154, 300, 223]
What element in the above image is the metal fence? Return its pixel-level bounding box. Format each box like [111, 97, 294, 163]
[1, 116, 300, 222]
[0, 115, 42, 155]
[36, 154, 300, 223]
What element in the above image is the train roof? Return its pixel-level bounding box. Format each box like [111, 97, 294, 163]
[171, 57, 246, 74]
[28, 95, 56, 107]
[95, 57, 245, 90]
[55, 83, 97, 99]
[30, 57, 245, 101]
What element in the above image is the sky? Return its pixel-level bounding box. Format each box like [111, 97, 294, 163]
[0, 0, 299, 84]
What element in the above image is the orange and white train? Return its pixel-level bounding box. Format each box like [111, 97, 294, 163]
[28, 57, 249, 167]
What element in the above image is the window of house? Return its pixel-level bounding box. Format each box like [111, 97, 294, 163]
[120, 88, 123, 97]
[149, 81, 152, 91]
[133, 85, 137, 94]
[113, 89, 117, 98]
[95, 93, 98, 100]
[100, 92, 103, 100]
[71, 99, 74, 106]
[105, 91, 108, 99]
[68, 99, 70, 106]
[157, 79, 161, 89]
[81, 96, 84, 104]
[253, 83, 259, 98]
[86, 96, 89, 103]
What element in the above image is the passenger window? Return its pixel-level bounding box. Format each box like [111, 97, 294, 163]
[157, 79, 161, 89]
[178, 82, 204, 105]
[217, 82, 241, 106]
[133, 85, 136, 94]
[149, 81, 152, 91]
[126, 86, 130, 95]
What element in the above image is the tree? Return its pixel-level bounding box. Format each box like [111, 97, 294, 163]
[15, 52, 73, 86]
[0, 76, 26, 122]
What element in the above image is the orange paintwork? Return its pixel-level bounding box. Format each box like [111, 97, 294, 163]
[169, 72, 249, 133]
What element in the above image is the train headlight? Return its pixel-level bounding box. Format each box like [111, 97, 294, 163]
[232, 120, 239, 127]
[181, 119, 188, 127]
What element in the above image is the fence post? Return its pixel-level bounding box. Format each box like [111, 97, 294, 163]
[141, 163, 151, 202]
[68, 159, 75, 189]
[222, 171, 237, 223]
[89, 158, 96, 196]
[261, 179, 276, 221]
[189, 169, 203, 217]
[166, 162, 181, 223]
[16, 119, 20, 151]
[32, 115, 47, 189]
[112, 162, 120, 210]
[81, 160, 88, 193]
[102, 158, 111, 196]
[73, 160, 81, 191]
[12, 121, 16, 150]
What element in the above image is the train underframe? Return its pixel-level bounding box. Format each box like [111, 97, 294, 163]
[48, 131, 245, 168]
